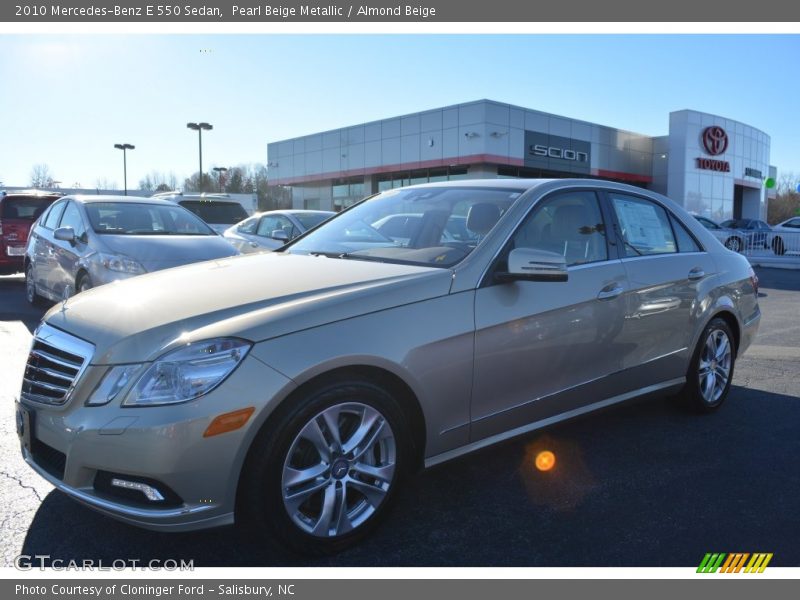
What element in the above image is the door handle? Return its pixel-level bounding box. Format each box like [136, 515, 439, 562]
[597, 284, 624, 301]
[249, 242, 259, 248]
[688, 268, 705, 281]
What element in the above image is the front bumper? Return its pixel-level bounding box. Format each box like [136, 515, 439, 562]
[17, 354, 294, 531]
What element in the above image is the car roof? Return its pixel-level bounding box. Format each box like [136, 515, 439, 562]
[402, 178, 553, 191]
[1, 190, 63, 200]
[59, 195, 177, 206]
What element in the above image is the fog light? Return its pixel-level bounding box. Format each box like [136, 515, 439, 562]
[535, 450, 556, 472]
[111, 478, 165, 501]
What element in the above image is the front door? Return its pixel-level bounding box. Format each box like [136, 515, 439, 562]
[471, 189, 629, 442]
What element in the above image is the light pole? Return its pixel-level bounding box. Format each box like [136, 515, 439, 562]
[212, 167, 228, 193]
[186, 122, 212, 191]
[113, 143, 135, 195]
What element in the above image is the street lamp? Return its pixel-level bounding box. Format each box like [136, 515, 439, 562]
[186, 122, 212, 191]
[113, 143, 135, 195]
[212, 166, 228, 193]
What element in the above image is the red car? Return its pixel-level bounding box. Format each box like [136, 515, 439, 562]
[0, 191, 63, 274]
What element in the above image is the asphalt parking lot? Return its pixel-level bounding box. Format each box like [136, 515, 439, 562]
[1, 267, 798, 567]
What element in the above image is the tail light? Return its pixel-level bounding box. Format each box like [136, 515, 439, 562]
[749, 267, 759, 295]
[0, 219, 3, 236]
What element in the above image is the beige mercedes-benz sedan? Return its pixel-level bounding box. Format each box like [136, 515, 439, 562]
[16, 179, 760, 554]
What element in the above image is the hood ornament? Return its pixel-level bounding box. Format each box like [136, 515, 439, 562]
[60, 285, 72, 314]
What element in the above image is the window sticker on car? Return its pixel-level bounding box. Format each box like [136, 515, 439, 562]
[614, 198, 668, 249]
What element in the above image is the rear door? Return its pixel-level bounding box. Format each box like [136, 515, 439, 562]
[34, 200, 68, 298]
[606, 191, 716, 387]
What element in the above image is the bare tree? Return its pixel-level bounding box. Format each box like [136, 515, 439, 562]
[768, 171, 800, 224]
[30, 164, 54, 188]
[95, 177, 117, 191]
[139, 171, 179, 193]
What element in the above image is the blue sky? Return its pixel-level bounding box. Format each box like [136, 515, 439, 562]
[1, 34, 798, 189]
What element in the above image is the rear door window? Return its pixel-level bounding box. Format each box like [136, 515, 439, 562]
[43, 201, 67, 229]
[609, 193, 677, 257]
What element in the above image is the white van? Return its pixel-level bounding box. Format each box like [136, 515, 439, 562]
[152, 192, 252, 234]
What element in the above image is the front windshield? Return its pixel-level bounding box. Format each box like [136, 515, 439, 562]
[286, 186, 524, 268]
[85, 202, 216, 235]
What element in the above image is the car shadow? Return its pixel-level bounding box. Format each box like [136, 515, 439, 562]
[0, 274, 48, 334]
[19, 385, 800, 567]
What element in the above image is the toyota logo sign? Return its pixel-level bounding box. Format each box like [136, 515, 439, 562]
[702, 126, 729, 156]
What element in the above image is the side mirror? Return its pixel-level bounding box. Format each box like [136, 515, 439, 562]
[497, 247, 568, 282]
[54, 227, 76, 245]
[270, 229, 289, 242]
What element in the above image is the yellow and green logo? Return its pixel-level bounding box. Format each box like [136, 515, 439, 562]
[697, 553, 773, 573]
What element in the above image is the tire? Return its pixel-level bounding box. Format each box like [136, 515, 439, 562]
[724, 236, 743, 253]
[680, 318, 736, 414]
[237, 379, 410, 555]
[76, 272, 93, 294]
[25, 264, 48, 307]
[772, 237, 786, 256]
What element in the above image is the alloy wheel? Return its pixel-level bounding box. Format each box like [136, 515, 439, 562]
[698, 329, 732, 405]
[281, 402, 397, 538]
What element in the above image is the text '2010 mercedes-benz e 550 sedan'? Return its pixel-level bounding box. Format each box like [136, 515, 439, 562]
[17, 179, 760, 554]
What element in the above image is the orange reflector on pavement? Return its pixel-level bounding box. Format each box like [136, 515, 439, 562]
[203, 407, 255, 438]
[535, 450, 556, 471]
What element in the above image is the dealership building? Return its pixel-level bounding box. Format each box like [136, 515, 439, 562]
[267, 99, 776, 220]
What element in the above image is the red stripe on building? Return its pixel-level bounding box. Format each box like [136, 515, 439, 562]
[591, 169, 653, 184]
[270, 154, 525, 186]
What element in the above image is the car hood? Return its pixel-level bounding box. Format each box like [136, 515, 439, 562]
[99, 234, 238, 270]
[44, 252, 453, 364]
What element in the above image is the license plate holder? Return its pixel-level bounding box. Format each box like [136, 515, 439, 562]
[16, 404, 35, 453]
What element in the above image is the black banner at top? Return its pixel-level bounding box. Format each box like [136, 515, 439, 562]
[3, 0, 800, 22]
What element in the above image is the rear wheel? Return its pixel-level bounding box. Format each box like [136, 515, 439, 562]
[680, 318, 736, 413]
[25, 264, 47, 307]
[772, 236, 786, 256]
[237, 379, 410, 555]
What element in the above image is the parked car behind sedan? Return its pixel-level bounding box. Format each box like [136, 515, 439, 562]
[224, 210, 334, 253]
[24, 195, 239, 304]
[153, 192, 251, 234]
[767, 216, 800, 255]
[0, 190, 63, 274]
[718, 218, 772, 252]
[17, 179, 759, 555]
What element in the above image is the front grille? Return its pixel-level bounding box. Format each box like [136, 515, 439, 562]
[20, 324, 94, 406]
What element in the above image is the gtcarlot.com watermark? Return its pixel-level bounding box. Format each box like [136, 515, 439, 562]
[14, 555, 194, 571]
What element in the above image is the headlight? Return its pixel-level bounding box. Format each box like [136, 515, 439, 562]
[86, 364, 142, 406]
[122, 338, 251, 407]
[99, 252, 146, 274]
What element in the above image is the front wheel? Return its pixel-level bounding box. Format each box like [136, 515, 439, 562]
[724, 236, 743, 253]
[237, 380, 410, 555]
[680, 318, 736, 413]
[76, 272, 93, 294]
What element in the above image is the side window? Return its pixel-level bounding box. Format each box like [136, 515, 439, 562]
[43, 201, 66, 230]
[258, 215, 294, 238]
[610, 193, 677, 257]
[670, 214, 701, 253]
[788, 218, 800, 229]
[511, 191, 608, 266]
[58, 202, 86, 238]
[237, 217, 258, 234]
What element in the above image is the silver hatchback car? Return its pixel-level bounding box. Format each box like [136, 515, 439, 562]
[24, 195, 239, 304]
[17, 179, 759, 554]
